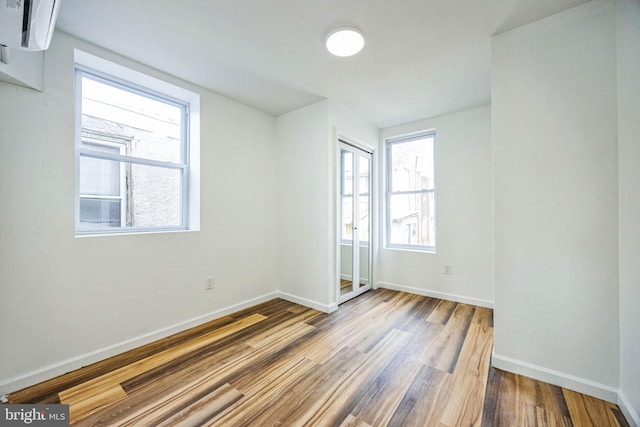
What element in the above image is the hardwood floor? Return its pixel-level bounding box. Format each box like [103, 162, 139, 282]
[7, 289, 629, 426]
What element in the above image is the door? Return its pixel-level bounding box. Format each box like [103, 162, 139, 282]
[338, 140, 372, 304]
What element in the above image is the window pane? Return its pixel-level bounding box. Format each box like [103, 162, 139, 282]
[129, 163, 182, 228]
[359, 156, 369, 195]
[389, 192, 435, 247]
[358, 156, 370, 243]
[341, 149, 354, 241]
[390, 136, 434, 192]
[82, 141, 122, 155]
[341, 150, 353, 196]
[81, 76, 183, 163]
[79, 198, 121, 228]
[341, 196, 353, 241]
[78, 156, 183, 230]
[359, 195, 369, 242]
[79, 156, 120, 196]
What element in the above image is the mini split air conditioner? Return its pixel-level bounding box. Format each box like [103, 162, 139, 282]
[0, 0, 60, 51]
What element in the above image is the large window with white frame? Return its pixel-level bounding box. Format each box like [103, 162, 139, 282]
[75, 50, 200, 235]
[386, 131, 436, 251]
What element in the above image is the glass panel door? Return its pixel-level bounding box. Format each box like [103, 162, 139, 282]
[338, 141, 372, 304]
[340, 148, 355, 297]
[358, 155, 370, 290]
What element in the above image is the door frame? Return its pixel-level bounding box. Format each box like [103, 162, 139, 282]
[336, 131, 376, 305]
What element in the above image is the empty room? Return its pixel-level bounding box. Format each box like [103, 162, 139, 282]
[0, 0, 638, 426]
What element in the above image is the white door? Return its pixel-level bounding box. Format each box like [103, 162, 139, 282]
[338, 140, 372, 304]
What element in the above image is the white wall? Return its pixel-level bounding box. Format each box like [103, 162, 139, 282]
[276, 100, 378, 311]
[492, 0, 619, 400]
[330, 102, 379, 149]
[617, 0, 640, 423]
[377, 105, 493, 308]
[0, 32, 280, 394]
[276, 100, 334, 310]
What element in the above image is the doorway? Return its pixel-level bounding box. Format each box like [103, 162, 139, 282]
[338, 139, 373, 304]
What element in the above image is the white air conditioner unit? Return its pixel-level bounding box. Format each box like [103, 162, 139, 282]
[0, 0, 61, 51]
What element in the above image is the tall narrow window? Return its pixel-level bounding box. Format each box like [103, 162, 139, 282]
[75, 50, 200, 235]
[386, 131, 436, 251]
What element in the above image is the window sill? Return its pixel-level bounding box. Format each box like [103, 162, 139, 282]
[384, 245, 436, 254]
[75, 228, 198, 238]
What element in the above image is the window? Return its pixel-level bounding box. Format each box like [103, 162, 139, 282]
[386, 131, 435, 251]
[75, 50, 200, 235]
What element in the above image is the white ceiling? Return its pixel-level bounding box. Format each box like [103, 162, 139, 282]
[56, 0, 589, 129]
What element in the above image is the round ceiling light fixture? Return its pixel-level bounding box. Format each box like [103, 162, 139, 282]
[326, 27, 365, 57]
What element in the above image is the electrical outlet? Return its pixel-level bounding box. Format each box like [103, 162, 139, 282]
[205, 276, 214, 290]
[444, 265, 452, 275]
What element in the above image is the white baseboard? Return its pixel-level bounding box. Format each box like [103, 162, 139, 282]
[275, 291, 338, 313]
[377, 281, 493, 309]
[491, 352, 619, 403]
[0, 292, 279, 397]
[618, 389, 640, 427]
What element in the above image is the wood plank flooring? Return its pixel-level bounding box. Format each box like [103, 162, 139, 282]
[7, 289, 629, 426]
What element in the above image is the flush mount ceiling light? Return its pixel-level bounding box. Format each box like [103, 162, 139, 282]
[326, 27, 365, 57]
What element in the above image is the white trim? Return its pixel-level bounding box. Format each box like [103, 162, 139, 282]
[491, 352, 619, 403]
[377, 281, 493, 309]
[0, 292, 277, 396]
[276, 291, 338, 314]
[78, 149, 188, 170]
[337, 130, 376, 154]
[382, 128, 437, 144]
[618, 389, 640, 427]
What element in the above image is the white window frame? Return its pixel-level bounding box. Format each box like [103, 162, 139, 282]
[74, 50, 200, 236]
[385, 130, 436, 252]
